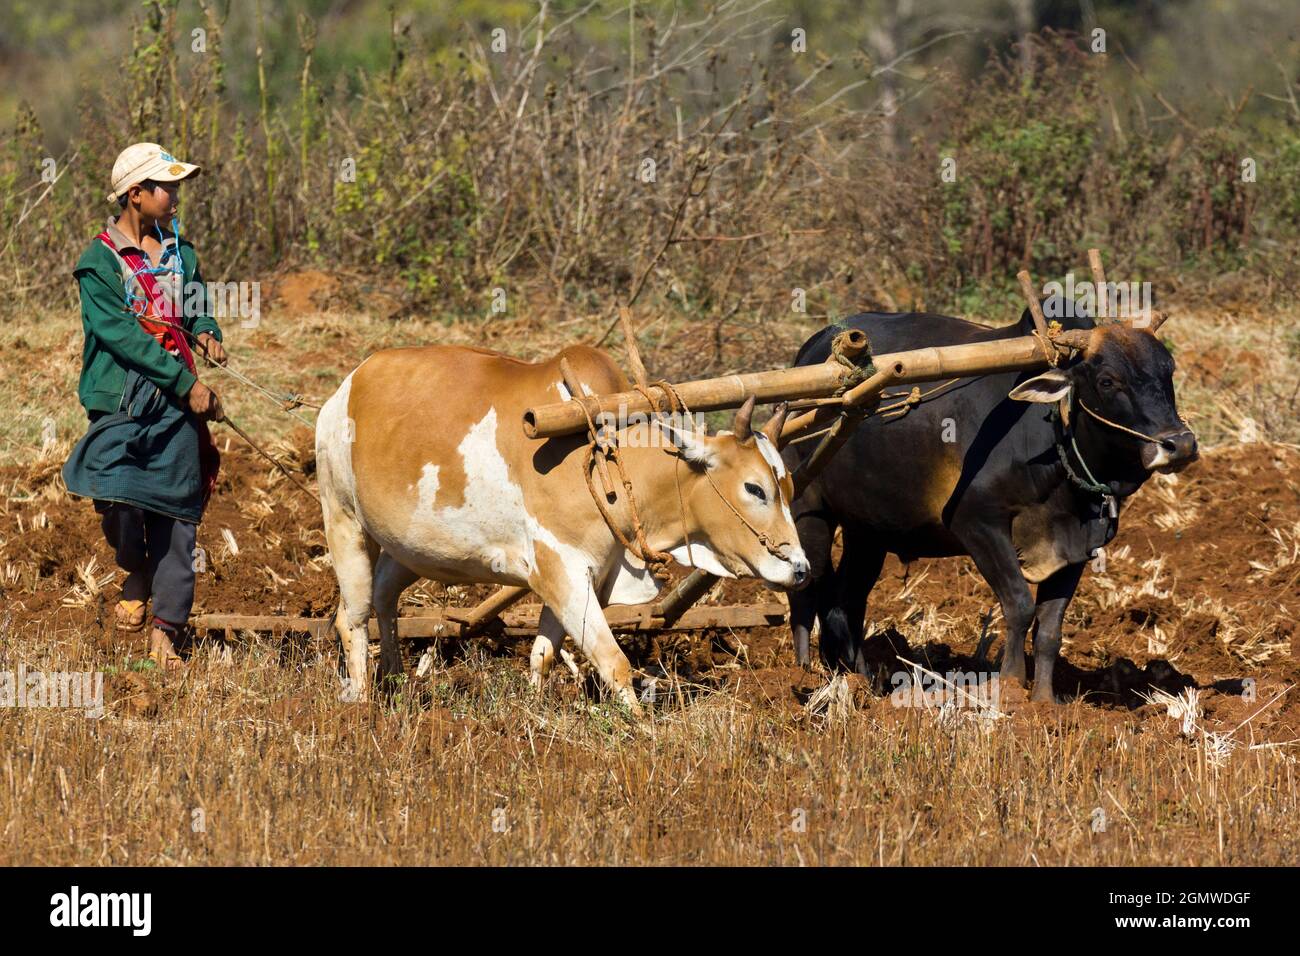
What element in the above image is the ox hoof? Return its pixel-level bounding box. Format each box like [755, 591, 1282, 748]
[1029, 685, 1058, 705]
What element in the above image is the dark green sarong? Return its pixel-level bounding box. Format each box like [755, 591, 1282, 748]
[63, 366, 209, 523]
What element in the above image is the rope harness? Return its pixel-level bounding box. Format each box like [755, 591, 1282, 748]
[1051, 395, 1191, 519]
[572, 376, 795, 581]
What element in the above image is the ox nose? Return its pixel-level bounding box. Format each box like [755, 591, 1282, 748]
[1143, 428, 1198, 472]
[791, 556, 811, 589]
[1162, 429, 1198, 465]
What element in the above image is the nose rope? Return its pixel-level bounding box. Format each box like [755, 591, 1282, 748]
[700, 469, 795, 562]
[1052, 397, 1194, 517]
[1076, 399, 1191, 446]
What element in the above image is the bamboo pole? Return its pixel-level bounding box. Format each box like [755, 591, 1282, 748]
[447, 585, 531, 636]
[522, 362, 853, 438]
[524, 335, 1062, 440]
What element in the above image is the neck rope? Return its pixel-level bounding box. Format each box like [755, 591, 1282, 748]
[119, 215, 183, 315]
[1050, 400, 1117, 516]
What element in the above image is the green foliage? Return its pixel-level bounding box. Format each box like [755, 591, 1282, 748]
[331, 136, 479, 300]
[1, 10, 1297, 325]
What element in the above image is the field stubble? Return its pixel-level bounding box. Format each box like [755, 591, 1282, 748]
[0, 284, 1298, 865]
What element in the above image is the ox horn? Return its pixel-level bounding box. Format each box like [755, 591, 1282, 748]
[762, 402, 789, 446]
[733, 395, 757, 442]
[1051, 329, 1093, 353]
[1117, 309, 1168, 333]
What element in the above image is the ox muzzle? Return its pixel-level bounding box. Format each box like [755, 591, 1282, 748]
[1141, 427, 1199, 473]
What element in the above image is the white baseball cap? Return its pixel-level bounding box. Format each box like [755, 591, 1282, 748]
[107, 143, 201, 203]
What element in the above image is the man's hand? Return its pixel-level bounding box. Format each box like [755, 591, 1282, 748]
[187, 380, 224, 422]
[196, 332, 227, 366]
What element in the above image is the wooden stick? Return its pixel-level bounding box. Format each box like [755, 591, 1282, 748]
[1087, 248, 1107, 320]
[447, 585, 531, 636]
[1086, 247, 1107, 321]
[1016, 270, 1051, 340]
[653, 568, 723, 627]
[793, 407, 869, 497]
[194, 602, 787, 640]
[1016, 269, 1057, 365]
[618, 306, 650, 389]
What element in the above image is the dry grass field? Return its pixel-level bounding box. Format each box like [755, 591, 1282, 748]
[1, 278, 1297, 866]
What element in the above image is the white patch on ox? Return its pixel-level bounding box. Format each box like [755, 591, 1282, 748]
[668, 543, 737, 579]
[314, 368, 360, 517]
[753, 433, 787, 479]
[1146, 444, 1174, 471]
[405, 407, 595, 590]
[754, 432, 796, 526]
[602, 550, 661, 605]
[415, 462, 440, 511]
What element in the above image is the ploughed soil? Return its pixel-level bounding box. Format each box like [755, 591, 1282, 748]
[3, 428, 1298, 742]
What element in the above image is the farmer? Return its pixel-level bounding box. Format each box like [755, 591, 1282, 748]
[62, 142, 227, 670]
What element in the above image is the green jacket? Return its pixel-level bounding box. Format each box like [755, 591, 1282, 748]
[72, 218, 223, 414]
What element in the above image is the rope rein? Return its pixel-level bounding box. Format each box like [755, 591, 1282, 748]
[148, 318, 322, 422]
[573, 373, 793, 580]
[132, 318, 323, 504]
[1076, 399, 1187, 446]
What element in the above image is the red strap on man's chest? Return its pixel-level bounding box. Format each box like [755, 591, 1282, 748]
[97, 230, 198, 376]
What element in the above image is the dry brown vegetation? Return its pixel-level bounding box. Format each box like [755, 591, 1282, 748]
[1, 287, 1298, 866]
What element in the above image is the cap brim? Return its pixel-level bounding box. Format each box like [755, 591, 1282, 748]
[144, 159, 201, 183]
[107, 159, 202, 201]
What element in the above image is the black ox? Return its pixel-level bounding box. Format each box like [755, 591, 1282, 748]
[783, 307, 1198, 702]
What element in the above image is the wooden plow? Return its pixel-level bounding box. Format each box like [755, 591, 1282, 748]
[193, 601, 786, 644]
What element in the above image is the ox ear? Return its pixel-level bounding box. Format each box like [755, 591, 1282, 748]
[658, 420, 718, 469]
[1009, 369, 1073, 404]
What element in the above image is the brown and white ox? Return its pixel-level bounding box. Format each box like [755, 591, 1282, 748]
[315, 344, 809, 713]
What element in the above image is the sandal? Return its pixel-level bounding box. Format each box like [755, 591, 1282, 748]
[147, 626, 185, 673]
[115, 599, 148, 632]
[146, 648, 185, 672]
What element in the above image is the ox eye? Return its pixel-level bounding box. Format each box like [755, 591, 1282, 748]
[744, 481, 767, 503]
[1098, 376, 1115, 390]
